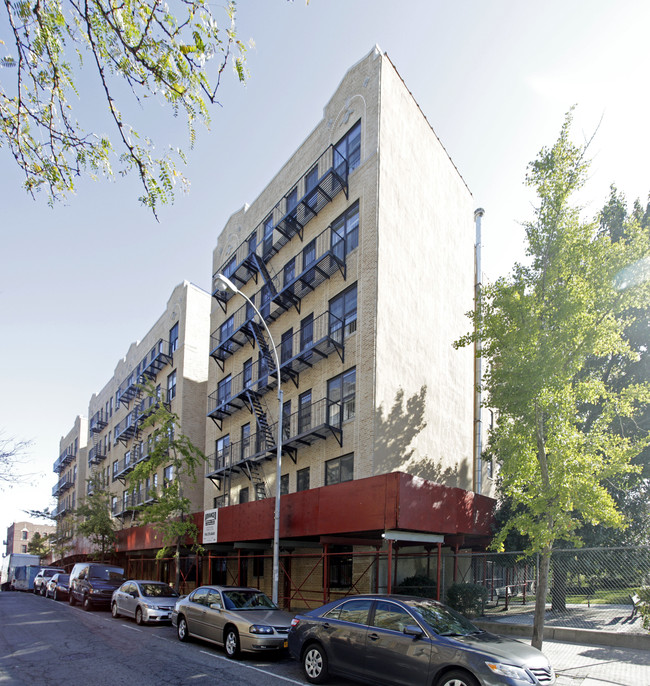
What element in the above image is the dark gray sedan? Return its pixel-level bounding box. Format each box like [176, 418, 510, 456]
[288, 594, 555, 686]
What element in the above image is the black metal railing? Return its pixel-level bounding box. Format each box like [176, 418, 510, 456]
[90, 409, 108, 433]
[53, 448, 75, 474]
[88, 443, 106, 466]
[52, 473, 75, 497]
[206, 397, 341, 480]
[116, 339, 172, 408]
[212, 145, 349, 304]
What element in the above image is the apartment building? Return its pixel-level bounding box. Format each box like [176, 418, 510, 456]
[4, 520, 56, 556]
[65, 281, 211, 564]
[51, 416, 88, 554]
[201, 47, 496, 605]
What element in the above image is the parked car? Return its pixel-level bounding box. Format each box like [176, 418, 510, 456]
[288, 594, 555, 686]
[45, 573, 70, 601]
[68, 562, 125, 611]
[112, 580, 179, 625]
[33, 567, 65, 596]
[172, 586, 294, 659]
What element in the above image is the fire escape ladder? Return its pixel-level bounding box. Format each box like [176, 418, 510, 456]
[243, 459, 268, 498]
[247, 391, 276, 448]
[248, 320, 276, 381]
[250, 253, 278, 298]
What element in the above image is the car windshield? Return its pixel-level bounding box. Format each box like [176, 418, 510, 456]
[57, 575, 70, 583]
[406, 599, 480, 637]
[140, 583, 179, 598]
[89, 568, 125, 582]
[222, 590, 277, 610]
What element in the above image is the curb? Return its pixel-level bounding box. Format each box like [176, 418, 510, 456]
[474, 620, 650, 651]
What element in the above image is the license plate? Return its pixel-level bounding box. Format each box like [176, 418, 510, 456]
[283, 640, 288, 648]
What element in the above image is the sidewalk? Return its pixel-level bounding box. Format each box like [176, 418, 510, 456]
[534, 637, 650, 686]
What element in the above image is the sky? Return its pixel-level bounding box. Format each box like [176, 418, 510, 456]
[1, 0, 649, 538]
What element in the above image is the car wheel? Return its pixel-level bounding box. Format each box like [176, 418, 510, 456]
[177, 616, 190, 642]
[53, 590, 58, 601]
[111, 602, 120, 618]
[69, 593, 76, 606]
[436, 670, 480, 686]
[135, 607, 144, 625]
[224, 627, 241, 660]
[83, 596, 93, 611]
[303, 643, 329, 684]
[41, 586, 46, 597]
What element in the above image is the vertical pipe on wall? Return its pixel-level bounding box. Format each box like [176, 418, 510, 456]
[474, 208, 485, 494]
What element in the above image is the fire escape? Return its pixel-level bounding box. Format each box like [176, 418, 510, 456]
[207, 144, 351, 496]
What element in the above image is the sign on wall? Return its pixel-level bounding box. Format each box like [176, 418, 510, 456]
[202, 508, 218, 544]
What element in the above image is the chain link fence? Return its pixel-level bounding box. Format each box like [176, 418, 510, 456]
[453, 546, 650, 634]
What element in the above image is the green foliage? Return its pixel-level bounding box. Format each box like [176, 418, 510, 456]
[455, 110, 650, 646]
[445, 583, 488, 619]
[75, 474, 117, 561]
[26, 532, 49, 558]
[638, 587, 650, 631]
[394, 574, 437, 599]
[126, 382, 205, 563]
[0, 0, 247, 215]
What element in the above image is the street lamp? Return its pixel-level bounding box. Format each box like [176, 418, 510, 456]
[213, 273, 284, 605]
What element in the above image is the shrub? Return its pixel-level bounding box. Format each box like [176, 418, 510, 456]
[394, 574, 437, 599]
[638, 587, 650, 632]
[446, 583, 488, 618]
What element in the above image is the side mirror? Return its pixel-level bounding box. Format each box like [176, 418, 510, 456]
[403, 624, 425, 638]
[209, 603, 222, 611]
[131, 591, 139, 598]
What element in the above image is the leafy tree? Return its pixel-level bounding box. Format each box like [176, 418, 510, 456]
[127, 383, 205, 591]
[0, 431, 32, 488]
[75, 474, 117, 561]
[1, 0, 247, 215]
[456, 111, 650, 648]
[26, 531, 49, 558]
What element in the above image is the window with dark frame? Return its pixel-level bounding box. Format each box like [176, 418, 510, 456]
[280, 473, 289, 496]
[296, 467, 310, 492]
[328, 546, 354, 589]
[325, 453, 354, 486]
[239, 487, 249, 504]
[167, 370, 177, 401]
[169, 322, 179, 354]
[329, 284, 357, 339]
[328, 368, 356, 426]
[332, 202, 359, 260]
[281, 328, 293, 364]
[334, 120, 361, 175]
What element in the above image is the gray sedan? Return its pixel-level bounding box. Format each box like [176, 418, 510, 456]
[172, 585, 294, 659]
[111, 580, 179, 625]
[288, 594, 555, 686]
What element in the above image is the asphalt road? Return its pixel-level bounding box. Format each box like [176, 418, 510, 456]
[0, 591, 357, 686]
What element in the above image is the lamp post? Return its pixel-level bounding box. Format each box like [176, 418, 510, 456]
[213, 273, 284, 606]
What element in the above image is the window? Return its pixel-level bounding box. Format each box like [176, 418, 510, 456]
[243, 358, 253, 388]
[306, 165, 319, 194]
[153, 473, 158, 490]
[297, 467, 310, 492]
[112, 460, 118, 479]
[263, 215, 273, 256]
[253, 555, 264, 578]
[330, 284, 357, 338]
[324, 597, 371, 624]
[21, 530, 28, 540]
[328, 368, 356, 425]
[239, 487, 249, 504]
[334, 120, 361, 175]
[328, 545, 353, 588]
[123, 490, 129, 510]
[303, 239, 316, 269]
[223, 254, 236, 279]
[169, 322, 179, 354]
[109, 397, 113, 417]
[280, 474, 289, 496]
[283, 257, 296, 287]
[286, 187, 298, 214]
[260, 283, 271, 320]
[300, 313, 313, 359]
[241, 424, 251, 460]
[163, 465, 174, 487]
[220, 315, 234, 344]
[213, 494, 229, 508]
[332, 202, 359, 259]
[371, 601, 413, 632]
[21, 545, 27, 553]
[248, 232, 257, 256]
[167, 370, 177, 401]
[325, 454, 354, 486]
[298, 390, 312, 434]
[281, 328, 293, 364]
[217, 374, 231, 405]
[282, 400, 292, 441]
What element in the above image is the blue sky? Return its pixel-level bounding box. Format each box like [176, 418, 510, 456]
[1, 0, 649, 534]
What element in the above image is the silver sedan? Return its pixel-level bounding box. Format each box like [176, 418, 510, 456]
[172, 585, 294, 659]
[111, 580, 179, 625]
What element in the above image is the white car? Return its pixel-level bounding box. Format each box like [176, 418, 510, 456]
[34, 567, 65, 596]
[111, 580, 179, 625]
